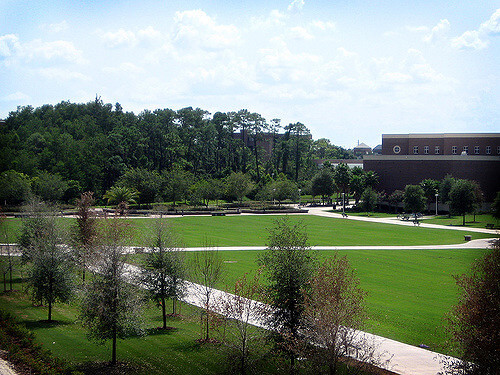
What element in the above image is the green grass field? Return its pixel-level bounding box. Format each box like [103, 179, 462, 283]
[3, 215, 494, 247]
[0, 270, 273, 375]
[127, 247, 487, 356]
[422, 214, 498, 229]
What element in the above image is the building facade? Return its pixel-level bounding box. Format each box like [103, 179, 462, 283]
[364, 133, 500, 201]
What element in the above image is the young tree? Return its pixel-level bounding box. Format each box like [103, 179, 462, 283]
[387, 190, 404, 213]
[440, 174, 456, 205]
[302, 255, 380, 375]
[20, 201, 74, 321]
[217, 271, 269, 375]
[420, 179, 440, 213]
[258, 217, 316, 373]
[449, 179, 477, 226]
[403, 185, 426, 217]
[491, 191, 500, 223]
[0, 207, 14, 291]
[444, 239, 499, 374]
[311, 169, 334, 205]
[225, 172, 253, 205]
[141, 219, 186, 329]
[71, 192, 98, 282]
[360, 187, 379, 214]
[80, 218, 145, 365]
[191, 247, 224, 342]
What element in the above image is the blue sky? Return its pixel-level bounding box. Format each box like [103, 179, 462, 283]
[1, 0, 499, 147]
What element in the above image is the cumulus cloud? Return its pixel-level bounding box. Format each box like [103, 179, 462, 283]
[423, 19, 450, 43]
[102, 62, 144, 75]
[2, 91, 30, 101]
[311, 20, 335, 31]
[288, 26, 313, 40]
[23, 39, 85, 63]
[0, 34, 21, 57]
[288, 0, 305, 13]
[452, 8, 500, 49]
[38, 67, 89, 81]
[172, 9, 240, 50]
[100, 28, 137, 48]
[41, 21, 69, 33]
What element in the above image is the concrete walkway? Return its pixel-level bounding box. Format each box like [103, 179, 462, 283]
[0, 353, 18, 375]
[306, 206, 499, 235]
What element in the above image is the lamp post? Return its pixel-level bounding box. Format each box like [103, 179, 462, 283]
[342, 192, 345, 214]
[435, 192, 439, 216]
[298, 188, 302, 207]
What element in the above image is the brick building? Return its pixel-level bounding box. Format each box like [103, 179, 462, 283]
[363, 133, 500, 201]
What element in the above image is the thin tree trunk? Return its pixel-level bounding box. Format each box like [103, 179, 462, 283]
[112, 327, 117, 365]
[162, 296, 166, 329]
[48, 278, 53, 322]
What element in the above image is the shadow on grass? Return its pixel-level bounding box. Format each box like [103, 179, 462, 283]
[24, 319, 73, 330]
[75, 361, 145, 375]
[146, 326, 178, 336]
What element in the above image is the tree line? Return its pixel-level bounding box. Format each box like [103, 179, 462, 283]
[0, 98, 354, 206]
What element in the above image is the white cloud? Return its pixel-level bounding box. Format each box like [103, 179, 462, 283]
[288, 0, 305, 13]
[41, 21, 69, 33]
[172, 9, 240, 50]
[2, 91, 30, 101]
[452, 8, 500, 49]
[311, 20, 335, 31]
[23, 39, 85, 64]
[100, 28, 137, 48]
[102, 62, 144, 75]
[38, 67, 89, 81]
[0, 34, 21, 57]
[423, 19, 450, 43]
[406, 25, 430, 33]
[288, 26, 313, 40]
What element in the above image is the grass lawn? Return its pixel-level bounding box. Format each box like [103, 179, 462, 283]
[422, 214, 499, 229]
[0, 268, 276, 375]
[129, 247, 487, 356]
[3, 215, 494, 247]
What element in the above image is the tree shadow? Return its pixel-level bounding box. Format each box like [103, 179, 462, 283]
[74, 361, 144, 375]
[146, 326, 178, 336]
[24, 319, 72, 330]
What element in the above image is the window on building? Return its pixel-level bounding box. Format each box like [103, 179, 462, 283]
[452, 146, 457, 155]
[463, 146, 468, 154]
[497, 146, 500, 154]
[393, 145, 401, 154]
[424, 146, 429, 154]
[435, 146, 440, 154]
[474, 146, 480, 154]
[486, 146, 491, 154]
[413, 146, 418, 154]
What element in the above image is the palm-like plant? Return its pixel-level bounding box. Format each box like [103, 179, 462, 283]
[103, 186, 139, 215]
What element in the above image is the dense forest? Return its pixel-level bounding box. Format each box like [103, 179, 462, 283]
[0, 98, 354, 206]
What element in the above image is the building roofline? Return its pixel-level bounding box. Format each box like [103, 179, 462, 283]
[382, 133, 500, 139]
[364, 155, 500, 161]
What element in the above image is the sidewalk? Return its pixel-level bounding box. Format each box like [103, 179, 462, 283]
[306, 206, 499, 235]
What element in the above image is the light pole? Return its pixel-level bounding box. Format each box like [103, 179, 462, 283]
[342, 192, 345, 214]
[298, 188, 302, 207]
[435, 192, 439, 216]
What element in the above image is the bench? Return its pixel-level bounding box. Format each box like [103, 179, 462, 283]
[413, 220, 420, 226]
[341, 212, 348, 218]
[212, 212, 226, 216]
[486, 223, 495, 229]
[464, 235, 472, 241]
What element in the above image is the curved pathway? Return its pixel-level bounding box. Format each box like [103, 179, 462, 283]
[306, 206, 499, 234]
